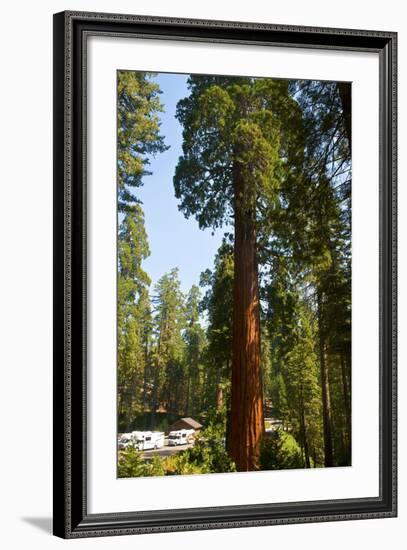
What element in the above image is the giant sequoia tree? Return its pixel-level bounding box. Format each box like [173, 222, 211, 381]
[174, 76, 303, 470]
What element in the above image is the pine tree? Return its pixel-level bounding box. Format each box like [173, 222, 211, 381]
[264, 258, 324, 467]
[152, 269, 186, 415]
[117, 206, 152, 429]
[117, 71, 168, 429]
[200, 241, 234, 416]
[183, 285, 207, 416]
[266, 80, 352, 466]
[118, 71, 168, 211]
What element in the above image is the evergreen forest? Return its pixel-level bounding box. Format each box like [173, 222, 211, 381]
[117, 70, 351, 476]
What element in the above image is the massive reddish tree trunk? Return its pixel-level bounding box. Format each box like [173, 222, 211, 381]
[228, 161, 264, 472]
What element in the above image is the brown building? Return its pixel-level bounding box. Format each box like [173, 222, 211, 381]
[169, 417, 202, 433]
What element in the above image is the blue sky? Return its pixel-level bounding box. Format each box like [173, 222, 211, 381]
[135, 73, 230, 296]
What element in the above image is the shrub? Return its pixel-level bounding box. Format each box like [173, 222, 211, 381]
[260, 429, 304, 471]
[118, 446, 146, 478]
[182, 423, 236, 474]
[148, 455, 166, 476]
[118, 446, 165, 478]
[164, 453, 208, 475]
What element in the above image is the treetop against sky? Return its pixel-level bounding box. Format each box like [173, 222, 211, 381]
[133, 72, 231, 297]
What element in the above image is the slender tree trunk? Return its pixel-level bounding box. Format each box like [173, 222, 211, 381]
[118, 389, 124, 419]
[299, 393, 311, 468]
[150, 357, 161, 428]
[311, 444, 318, 468]
[341, 353, 351, 463]
[185, 371, 191, 416]
[142, 338, 150, 410]
[338, 82, 352, 153]
[190, 362, 198, 416]
[228, 160, 264, 472]
[317, 289, 334, 467]
[215, 365, 223, 410]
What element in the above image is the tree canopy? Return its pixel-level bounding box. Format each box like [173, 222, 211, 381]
[118, 71, 168, 211]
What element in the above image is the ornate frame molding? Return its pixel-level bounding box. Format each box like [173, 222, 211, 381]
[53, 11, 397, 538]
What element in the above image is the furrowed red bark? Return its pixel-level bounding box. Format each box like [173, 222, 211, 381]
[228, 160, 264, 472]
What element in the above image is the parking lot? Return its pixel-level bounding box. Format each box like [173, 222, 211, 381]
[141, 442, 193, 459]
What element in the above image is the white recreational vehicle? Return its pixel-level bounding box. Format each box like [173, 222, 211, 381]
[168, 429, 195, 446]
[117, 433, 133, 450]
[131, 431, 165, 451]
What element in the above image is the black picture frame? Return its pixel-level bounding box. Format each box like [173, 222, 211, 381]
[53, 10, 397, 539]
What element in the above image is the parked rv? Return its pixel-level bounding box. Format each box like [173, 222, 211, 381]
[118, 433, 133, 450]
[168, 429, 195, 446]
[131, 431, 165, 451]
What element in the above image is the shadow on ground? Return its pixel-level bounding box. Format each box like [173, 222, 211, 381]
[21, 517, 52, 534]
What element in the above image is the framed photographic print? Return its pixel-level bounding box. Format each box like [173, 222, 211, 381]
[53, 11, 397, 538]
